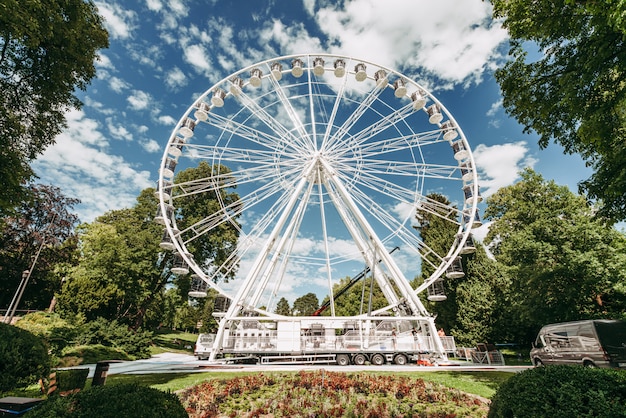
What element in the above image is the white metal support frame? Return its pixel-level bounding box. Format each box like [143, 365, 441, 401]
[156, 54, 483, 364]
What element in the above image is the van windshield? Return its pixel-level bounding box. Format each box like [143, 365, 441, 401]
[595, 321, 626, 348]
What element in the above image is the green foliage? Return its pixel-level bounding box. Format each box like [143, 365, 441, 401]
[0, 0, 108, 215]
[491, 0, 626, 221]
[60, 344, 131, 366]
[274, 297, 291, 315]
[488, 365, 626, 417]
[292, 292, 320, 316]
[174, 162, 241, 283]
[25, 383, 188, 418]
[320, 275, 388, 316]
[54, 369, 89, 392]
[0, 184, 80, 311]
[484, 169, 626, 343]
[0, 322, 51, 392]
[57, 189, 167, 328]
[74, 318, 153, 359]
[15, 312, 77, 357]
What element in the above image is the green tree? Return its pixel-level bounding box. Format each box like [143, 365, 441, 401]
[56, 189, 169, 328]
[492, 0, 626, 221]
[319, 275, 388, 317]
[292, 292, 319, 316]
[484, 168, 626, 344]
[274, 297, 291, 316]
[0, 0, 108, 214]
[173, 162, 241, 282]
[414, 193, 508, 346]
[57, 163, 241, 329]
[0, 184, 79, 311]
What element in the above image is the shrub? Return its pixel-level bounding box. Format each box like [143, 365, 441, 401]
[54, 369, 89, 393]
[75, 318, 153, 358]
[0, 322, 51, 392]
[60, 344, 131, 365]
[24, 383, 188, 418]
[15, 312, 78, 357]
[488, 365, 626, 417]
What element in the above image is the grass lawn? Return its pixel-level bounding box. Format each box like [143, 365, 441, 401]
[104, 368, 513, 399]
[150, 329, 199, 355]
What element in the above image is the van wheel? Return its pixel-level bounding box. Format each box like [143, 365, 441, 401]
[533, 358, 544, 367]
[371, 353, 385, 365]
[353, 354, 367, 365]
[583, 361, 597, 368]
[336, 354, 350, 366]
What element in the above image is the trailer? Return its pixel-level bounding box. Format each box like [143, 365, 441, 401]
[196, 316, 456, 365]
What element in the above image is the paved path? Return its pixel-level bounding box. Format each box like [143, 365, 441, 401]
[76, 353, 530, 377]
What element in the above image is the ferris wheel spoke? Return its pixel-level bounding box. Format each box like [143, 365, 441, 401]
[266, 70, 311, 147]
[250, 179, 316, 307]
[179, 174, 298, 245]
[324, 81, 384, 149]
[203, 112, 289, 152]
[353, 159, 461, 180]
[325, 103, 415, 155]
[185, 144, 279, 163]
[234, 89, 313, 153]
[319, 74, 348, 151]
[356, 130, 444, 158]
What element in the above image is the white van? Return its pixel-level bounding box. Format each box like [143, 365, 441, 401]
[530, 319, 626, 368]
[194, 333, 215, 360]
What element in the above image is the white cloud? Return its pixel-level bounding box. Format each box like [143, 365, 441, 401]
[259, 20, 323, 57]
[95, 2, 136, 39]
[263, 0, 507, 88]
[141, 139, 162, 153]
[157, 115, 177, 125]
[96, 54, 114, 69]
[183, 44, 212, 73]
[109, 76, 130, 93]
[486, 99, 503, 117]
[127, 90, 152, 110]
[145, 0, 162, 12]
[165, 67, 187, 89]
[32, 110, 152, 222]
[473, 141, 537, 198]
[106, 118, 132, 140]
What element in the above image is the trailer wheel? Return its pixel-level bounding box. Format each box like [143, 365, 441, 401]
[394, 354, 408, 365]
[371, 353, 385, 365]
[336, 354, 350, 366]
[353, 354, 367, 365]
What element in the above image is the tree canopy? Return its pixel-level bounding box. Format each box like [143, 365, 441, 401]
[0, 184, 79, 311]
[484, 168, 626, 343]
[492, 0, 626, 221]
[0, 0, 108, 215]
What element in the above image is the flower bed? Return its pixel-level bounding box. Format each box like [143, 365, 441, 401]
[179, 370, 489, 417]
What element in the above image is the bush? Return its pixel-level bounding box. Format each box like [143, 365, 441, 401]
[75, 318, 153, 359]
[60, 344, 131, 365]
[15, 312, 78, 357]
[54, 369, 89, 393]
[0, 322, 51, 392]
[488, 365, 626, 417]
[24, 383, 188, 418]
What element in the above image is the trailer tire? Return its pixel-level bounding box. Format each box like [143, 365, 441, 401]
[394, 354, 407, 365]
[336, 354, 350, 366]
[371, 353, 385, 365]
[353, 354, 367, 365]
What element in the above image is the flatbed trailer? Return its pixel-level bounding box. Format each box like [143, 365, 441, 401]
[196, 317, 456, 365]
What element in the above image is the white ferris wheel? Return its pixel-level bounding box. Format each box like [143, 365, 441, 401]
[156, 54, 482, 363]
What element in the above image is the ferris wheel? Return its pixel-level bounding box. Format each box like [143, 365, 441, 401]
[156, 53, 482, 362]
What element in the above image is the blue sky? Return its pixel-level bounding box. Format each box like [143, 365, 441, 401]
[31, 0, 594, 304]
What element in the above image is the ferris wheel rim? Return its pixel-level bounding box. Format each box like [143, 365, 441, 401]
[157, 53, 481, 305]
